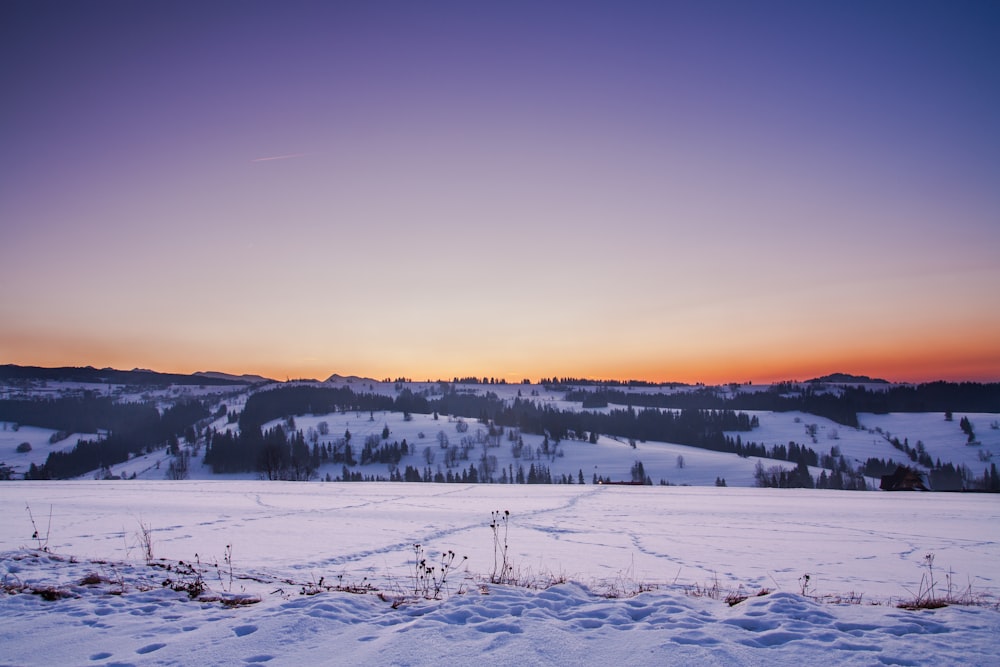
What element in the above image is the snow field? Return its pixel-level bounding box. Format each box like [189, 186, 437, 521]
[1, 482, 998, 666]
[3, 482, 996, 602]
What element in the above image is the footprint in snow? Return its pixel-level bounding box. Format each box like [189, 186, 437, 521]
[672, 632, 721, 646]
[135, 643, 166, 655]
[233, 624, 258, 637]
[475, 620, 524, 634]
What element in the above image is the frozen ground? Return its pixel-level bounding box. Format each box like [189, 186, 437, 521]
[1, 482, 998, 666]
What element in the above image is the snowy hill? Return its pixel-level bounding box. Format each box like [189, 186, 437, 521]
[1, 372, 997, 489]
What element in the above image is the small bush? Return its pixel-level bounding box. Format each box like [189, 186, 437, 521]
[16, 442, 31, 453]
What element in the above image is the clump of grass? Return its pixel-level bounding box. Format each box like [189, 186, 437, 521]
[682, 573, 771, 606]
[683, 573, 722, 601]
[30, 585, 76, 601]
[411, 543, 466, 600]
[799, 573, 815, 597]
[899, 553, 948, 610]
[599, 557, 657, 599]
[2, 571, 77, 601]
[1, 572, 25, 595]
[218, 595, 260, 607]
[827, 591, 866, 605]
[78, 572, 107, 586]
[723, 585, 772, 606]
[300, 575, 329, 596]
[333, 573, 376, 595]
[136, 520, 154, 565]
[161, 559, 207, 599]
[894, 553, 994, 610]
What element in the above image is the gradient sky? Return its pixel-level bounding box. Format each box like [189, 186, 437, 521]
[2, 1, 999, 384]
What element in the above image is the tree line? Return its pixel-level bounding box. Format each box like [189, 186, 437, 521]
[8, 397, 210, 479]
[237, 386, 757, 451]
[565, 381, 1000, 428]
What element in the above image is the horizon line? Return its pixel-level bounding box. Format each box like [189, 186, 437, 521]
[5, 362, 998, 387]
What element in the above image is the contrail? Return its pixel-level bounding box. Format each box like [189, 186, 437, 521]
[251, 153, 306, 163]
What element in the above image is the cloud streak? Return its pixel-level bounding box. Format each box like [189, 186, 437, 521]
[250, 153, 306, 163]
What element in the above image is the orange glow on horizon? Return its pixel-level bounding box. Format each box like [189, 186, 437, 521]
[5, 334, 999, 386]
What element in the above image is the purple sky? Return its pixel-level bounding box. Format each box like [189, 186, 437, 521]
[2, 1, 999, 383]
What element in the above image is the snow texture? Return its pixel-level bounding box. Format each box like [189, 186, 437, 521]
[2, 482, 998, 666]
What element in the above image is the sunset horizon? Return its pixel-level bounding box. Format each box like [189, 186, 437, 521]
[3, 2, 998, 390]
[3, 354, 998, 388]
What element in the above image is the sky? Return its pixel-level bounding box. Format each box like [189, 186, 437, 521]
[2, 1, 999, 385]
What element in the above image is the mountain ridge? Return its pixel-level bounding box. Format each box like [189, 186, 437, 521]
[806, 372, 890, 384]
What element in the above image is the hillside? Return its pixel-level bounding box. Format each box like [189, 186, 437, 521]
[1, 368, 996, 490]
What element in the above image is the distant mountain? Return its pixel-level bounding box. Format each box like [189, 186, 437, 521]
[0, 364, 250, 386]
[807, 372, 889, 384]
[325, 373, 381, 385]
[193, 371, 274, 384]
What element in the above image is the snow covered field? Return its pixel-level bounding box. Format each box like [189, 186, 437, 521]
[2, 482, 998, 665]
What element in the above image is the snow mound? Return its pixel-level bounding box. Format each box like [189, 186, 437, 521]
[2, 550, 998, 666]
